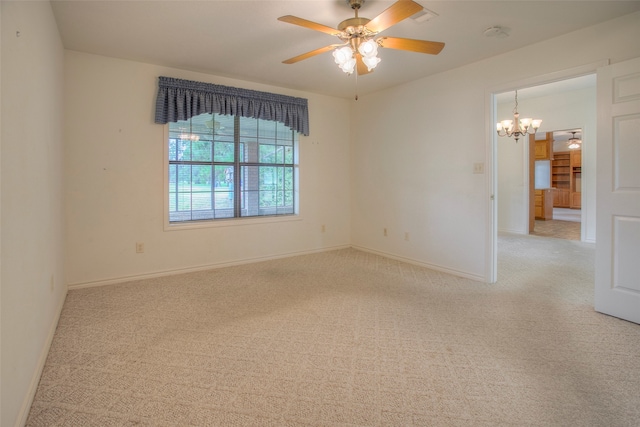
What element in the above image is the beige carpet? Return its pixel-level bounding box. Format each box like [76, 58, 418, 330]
[27, 234, 640, 426]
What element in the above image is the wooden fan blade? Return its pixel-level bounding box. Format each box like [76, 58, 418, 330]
[283, 45, 341, 64]
[365, 0, 424, 34]
[356, 54, 373, 75]
[278, 15, 341, 36]
[377, 37, 445, 55]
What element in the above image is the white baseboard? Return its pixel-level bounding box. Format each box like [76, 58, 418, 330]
[351, 245, 485, 282]
[498, 227, 527, 235]
[67, 245, 351, 290]
[16, 290, 68, 427]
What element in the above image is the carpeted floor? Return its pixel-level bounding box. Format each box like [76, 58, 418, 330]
[26, 234, 640, 426]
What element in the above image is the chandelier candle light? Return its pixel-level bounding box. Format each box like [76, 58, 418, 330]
[496, 90, 542, 142]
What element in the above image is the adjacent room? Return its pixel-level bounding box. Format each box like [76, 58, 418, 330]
[2, 1, 640, 426]
[532, 127, 584, 241]
[497, 80, 592, 243]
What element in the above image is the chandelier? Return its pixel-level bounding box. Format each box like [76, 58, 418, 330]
[567, 131, 582, 149]
[496, 90, 542, 142]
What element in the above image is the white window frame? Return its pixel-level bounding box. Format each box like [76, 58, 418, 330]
[163, 121, 301, 232]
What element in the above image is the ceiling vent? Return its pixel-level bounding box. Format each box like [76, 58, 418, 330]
[411, 7, 438, 23]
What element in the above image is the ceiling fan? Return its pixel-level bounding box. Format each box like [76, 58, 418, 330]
[278, 0, 445, 76]
[567, 131, 582, 149]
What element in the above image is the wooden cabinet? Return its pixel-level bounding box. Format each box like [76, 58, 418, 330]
[535, 189, 553, 220]
[535, 133, 552, 160]
[553, 188, 570, 207]
[530, 133, 554, 228]
[571, 150, 582, 165]
[571, 192, 582, 209]
[529, 133, 554, 230]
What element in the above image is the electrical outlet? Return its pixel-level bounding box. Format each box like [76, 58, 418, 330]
[321, 224, 326, 233]
[384, 228, 388, 237]
[404, 232, 410, 241]
[473, 162, 485, 174]
[136, 242, 144, 253]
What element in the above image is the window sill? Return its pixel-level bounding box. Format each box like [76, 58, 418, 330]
[163, 214, 302, 232]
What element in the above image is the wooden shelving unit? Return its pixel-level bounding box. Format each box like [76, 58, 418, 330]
[552, 152, 571, 208]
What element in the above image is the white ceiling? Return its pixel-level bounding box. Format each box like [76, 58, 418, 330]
[50, 0, 640, 99]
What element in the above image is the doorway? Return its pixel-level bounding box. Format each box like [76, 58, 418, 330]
[487, 61, 605, 283]
[494, 75, 595, 241]
[530, 128, 583, 241]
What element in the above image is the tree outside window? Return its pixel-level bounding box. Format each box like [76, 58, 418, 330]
[168, 113, 297, 222]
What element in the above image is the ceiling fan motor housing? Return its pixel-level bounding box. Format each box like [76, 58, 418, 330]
[347, 0, 365, 10]
[339, 0, 373, 40]
[338, 17, 372, 34]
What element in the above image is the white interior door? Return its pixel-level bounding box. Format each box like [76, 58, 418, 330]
[595, 57, 640, 324]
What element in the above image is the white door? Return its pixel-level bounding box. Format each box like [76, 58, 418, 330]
[595, 57, 640, 324]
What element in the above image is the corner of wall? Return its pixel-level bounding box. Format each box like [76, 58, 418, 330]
[14, 292, 67, 427]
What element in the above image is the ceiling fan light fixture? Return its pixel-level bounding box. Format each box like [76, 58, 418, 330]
[358, 39, 378, 56]
[358, 39, 380, 71]
[567, 131, 582, 149]
[333, 46, 356, 74]
[568, 141, 581, 149]
[179, 133, 200, 141]
[362, 55, 381, 71]
[341, 58, 357, 74]
[333, 46, 354, 64]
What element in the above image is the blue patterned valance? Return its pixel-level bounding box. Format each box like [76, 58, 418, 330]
[154, 76, 309, 136]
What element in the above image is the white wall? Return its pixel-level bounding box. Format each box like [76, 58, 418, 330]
[1, 2, 66, 426]
[64, 52, 352, 287]
[498, 86, 597, 242]
[351, 70, 489, 280]
[351, 11, 640, 281]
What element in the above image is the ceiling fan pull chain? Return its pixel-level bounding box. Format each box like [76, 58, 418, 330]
[355, 69, 359, 101]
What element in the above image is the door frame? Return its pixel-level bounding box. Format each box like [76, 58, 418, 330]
[485, 60, 608, 283]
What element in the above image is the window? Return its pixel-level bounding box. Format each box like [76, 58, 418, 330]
[168, 113, 297, 223]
